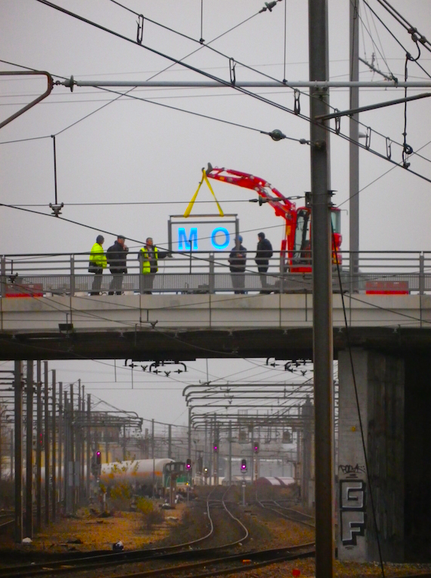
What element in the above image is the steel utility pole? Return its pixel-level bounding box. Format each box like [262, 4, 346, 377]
[86, 393, 91, 502]
[51, 370, 56, 520]
[308, 0, 335, 576]
[350, 0, 360, 290]
[25, 361, 33, 538]
[43, 361, 50, 525]
[36, 361, 42, 531]
[151, 419, 155, 498]
[14, 361, 23, 543]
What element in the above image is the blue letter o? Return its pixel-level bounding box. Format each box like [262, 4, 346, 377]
[211, 227, 230, 250]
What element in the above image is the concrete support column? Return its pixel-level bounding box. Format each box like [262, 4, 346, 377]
[404, 354, 431, 560]
[338, 349, 404, 562]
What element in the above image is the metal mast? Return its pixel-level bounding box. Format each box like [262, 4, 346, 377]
[308, 0, 335, 576]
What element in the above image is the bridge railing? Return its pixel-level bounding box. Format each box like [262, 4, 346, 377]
[1, 250, 430, 297]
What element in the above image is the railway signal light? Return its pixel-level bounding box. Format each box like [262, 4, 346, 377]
[253, 441, 259, 454]
[186, 458, 192, 470]
[95, 450, 101, 465]
[203, 467, 209, 476]
[213, 442, 218, 453]
[241, 459, 247, 472]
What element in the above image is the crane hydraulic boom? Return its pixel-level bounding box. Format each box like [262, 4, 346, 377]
[206, 163, 342, 273]
[206, 164, 297, 223]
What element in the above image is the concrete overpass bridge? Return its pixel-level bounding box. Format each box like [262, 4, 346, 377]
[2, 251, 431, 562]
[1, 249, 431, 361]
[1, 292, 431, 361]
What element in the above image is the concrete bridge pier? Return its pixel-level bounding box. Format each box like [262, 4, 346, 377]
[337, 349, 431, 562]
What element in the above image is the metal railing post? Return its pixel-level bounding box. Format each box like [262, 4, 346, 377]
[70, 255, 75, 296]
[0, 256, 6, 297]
[419, 253, 425, 296]
[209, 254, 215, 294]
[279, 252, 284, 294]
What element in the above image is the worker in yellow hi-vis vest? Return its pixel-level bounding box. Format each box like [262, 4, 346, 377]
[88, 235, 107, 295]
[139, 237, 170, 294]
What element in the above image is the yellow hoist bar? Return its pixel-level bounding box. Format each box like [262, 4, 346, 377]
[184, 169, 224, 218]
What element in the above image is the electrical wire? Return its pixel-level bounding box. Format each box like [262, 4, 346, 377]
[360, 0, 394, 79]
[35, 2, 431, 181]
[375, 0, 431, 54]
[4, 0, 431, 186]
[2, 199, 254, 208]
[335, 138, 431, 210]
[332, 225, 386, 578]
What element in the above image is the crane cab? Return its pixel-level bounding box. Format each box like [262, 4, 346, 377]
[204, 165, 343, 275]
[287, 207, 342, 273]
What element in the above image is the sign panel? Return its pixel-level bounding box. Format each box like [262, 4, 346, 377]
[168, 215, 239, 252]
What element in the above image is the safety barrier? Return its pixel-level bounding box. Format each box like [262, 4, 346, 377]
[1, 250, 431, 297]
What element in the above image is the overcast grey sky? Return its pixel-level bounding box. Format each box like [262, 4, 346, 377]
[1, 0, 430, 426]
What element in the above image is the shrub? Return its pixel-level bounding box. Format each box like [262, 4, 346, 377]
[108, 482, 133, 512]
[136, 497, 164, 531]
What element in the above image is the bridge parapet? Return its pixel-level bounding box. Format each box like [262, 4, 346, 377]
[1, 293, 429, 334]
[1, 250, 431, 297]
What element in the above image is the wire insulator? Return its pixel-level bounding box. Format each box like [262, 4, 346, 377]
[136, 14, 144, 45]
[365, 126, 372, 150]
[229, 58, 236, 85]
[334, 111, 340, 135]
[385, 138, 392, 160]
[294, 90, 301, 115]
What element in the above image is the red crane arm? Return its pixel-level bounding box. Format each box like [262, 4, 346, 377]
[206, 165, 296, 222]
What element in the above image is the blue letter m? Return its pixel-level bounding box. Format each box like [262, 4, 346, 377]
[178, 227, 198, 251]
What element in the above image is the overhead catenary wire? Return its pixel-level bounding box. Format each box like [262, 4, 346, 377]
[361, 0, 431, 84]
[360, 0, 394, 80]
[2, 8, 431, 183]
[31, 2, 431, 185]
[375, 0, 431, 53]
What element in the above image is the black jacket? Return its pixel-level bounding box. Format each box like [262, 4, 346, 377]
[228, 244, 247, 273]
[255, 238, 273, 266]
[107, 241, 129, 273]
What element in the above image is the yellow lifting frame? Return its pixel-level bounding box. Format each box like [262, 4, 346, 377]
[183, 169, 224, 218]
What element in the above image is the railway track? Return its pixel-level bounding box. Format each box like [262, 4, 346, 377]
[0, 513, 14, 529]
[91, 543, 315, 578]
[256, 496, 315, 528]
[0, 486, 249, 578]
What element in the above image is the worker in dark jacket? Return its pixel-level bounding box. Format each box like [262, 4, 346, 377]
[107, 235, 129, 295]
[255, 232, 273, 292]
[228, 235, 247, 294]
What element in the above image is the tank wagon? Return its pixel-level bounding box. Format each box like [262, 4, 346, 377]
[100, 458, 173, 493]
[100, 458, 191, 495]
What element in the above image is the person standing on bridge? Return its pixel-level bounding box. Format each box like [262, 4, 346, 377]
[107, 235, 129, 295]
[255, 232, 273, 293]
[139, 237, 169, 294]
[228, 235, 247, 294]
[88, 235, 107, 295]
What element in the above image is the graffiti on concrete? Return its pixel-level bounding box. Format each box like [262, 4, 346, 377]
[339, 464, 366, 547]
[339, 463, 366, 477]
